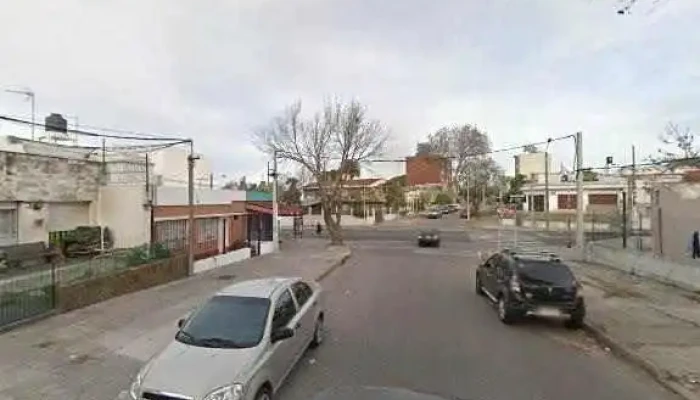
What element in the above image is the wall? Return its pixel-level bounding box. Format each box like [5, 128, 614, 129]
[406, 155, 450, 187]
[514, 152, 549, 178]
[0, 151, 100, 202]
[100, 186, 151, 248]
[193, 247, 251, 274]
[154, 186, 245, 206]
[16, 203, 49, 243]
[652, 183, 700, 262]
[150, 147, 212, 188]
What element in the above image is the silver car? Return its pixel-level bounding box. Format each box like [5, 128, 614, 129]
[129, 277, 325, 400]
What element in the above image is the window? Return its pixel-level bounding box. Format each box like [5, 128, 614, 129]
[272, 289, 297, 330]
[516, 261, 575, 285]
[196, 218, 219, 252]
[496, 258, 510, 280]
[588, 194, 618, 205]
[176, 296, 271, 349]
[154, 220, 187, 251]
[557, 194, 577, 210]
[292, 281, 313, 308]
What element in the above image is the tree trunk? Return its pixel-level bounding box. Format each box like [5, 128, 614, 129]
[322, 201, 344, 245]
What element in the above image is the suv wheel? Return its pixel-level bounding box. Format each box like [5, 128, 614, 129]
[497, 295, 518, 325]
[565, 300, 586, 330]
[475, 273, 485, 296]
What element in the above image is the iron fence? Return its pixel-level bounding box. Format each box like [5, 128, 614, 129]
[0, 256, 56, 330]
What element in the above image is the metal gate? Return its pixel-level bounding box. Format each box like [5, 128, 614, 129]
[0, 251, 56, 330]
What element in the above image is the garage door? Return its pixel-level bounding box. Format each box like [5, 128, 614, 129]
[47, 202, 90, 231]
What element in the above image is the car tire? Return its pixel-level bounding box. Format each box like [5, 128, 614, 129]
[497, 294, 518, 325]
[310, 316, 324, 348]
[475, 273, 485, 296]
[255, 386, 272, 400]
[565, 300, 586, 330]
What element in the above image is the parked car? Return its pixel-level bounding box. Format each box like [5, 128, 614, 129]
[417, 229, 441, 247]
[423, 209, 442, 219]
[129, 277, 325, 400]
[474, 249, 585, 329]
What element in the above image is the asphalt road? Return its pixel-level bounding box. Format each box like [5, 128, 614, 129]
[277, 226, 677, 400]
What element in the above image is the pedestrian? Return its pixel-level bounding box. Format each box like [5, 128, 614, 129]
[316, 222, 323, 236]
[692, 231, 700, 259]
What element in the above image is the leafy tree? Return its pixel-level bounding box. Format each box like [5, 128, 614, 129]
[222, 181, 237, 190]
[280, 177, 302, 205]
[523, 144, 538, 153]
[582, 169, 599, 181]
[255, 99, 388, 245]
[433, 192, 453, 205]
[506, 174, 526, 202]
[384, 175, 406, 212]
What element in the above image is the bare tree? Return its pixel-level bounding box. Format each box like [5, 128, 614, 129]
[427, 124, 502, 206]
[255, 99, 388, 245]
[652, 122, 699, 170]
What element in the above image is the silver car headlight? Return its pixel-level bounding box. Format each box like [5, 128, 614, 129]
[204, 383, 244, 400]
[128, 369, 144, 400]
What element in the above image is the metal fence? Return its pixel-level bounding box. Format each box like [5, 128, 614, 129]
[0, 258, 56, 330]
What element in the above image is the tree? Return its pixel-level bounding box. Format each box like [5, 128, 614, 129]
[523, 144, 538, 153]
[582, 169, 599, 182]
[280, 177, 302, 205]
[506, 174, 526, 202]
[433, 192, 453, 205]
[255, 99, 388, 245]
[237, 177, 248, 191]
[222, 181, 237, 190]
[427, 124, 502, 206]
[652, 122, 700, 170]
[384, 175, 406, 213]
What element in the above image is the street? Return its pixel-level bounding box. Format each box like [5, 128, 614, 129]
[278, 218, 677, 400]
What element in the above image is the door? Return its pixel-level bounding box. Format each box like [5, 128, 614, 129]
[268, 288, 298, 390]
[481, 255, 500, 296]
[291, 281, 316, 348]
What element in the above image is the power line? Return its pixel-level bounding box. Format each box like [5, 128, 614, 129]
[583, 156, 700, 172]
[0, 114, 189, 143]
[362, 134, 575, 163]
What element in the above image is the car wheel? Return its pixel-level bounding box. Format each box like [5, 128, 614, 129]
[565, 301, 586, 330]
[497, 295, 517, 325]
[475, 273, 485, 296]
[255, 386, 272, 400]
[310, 317, 324, 348]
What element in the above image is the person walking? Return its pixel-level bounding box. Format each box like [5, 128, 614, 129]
[316, 222, 323, 236]
[692, 231, 700, 259]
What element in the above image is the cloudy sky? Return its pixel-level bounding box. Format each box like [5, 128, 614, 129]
[0, 0, 698, 181]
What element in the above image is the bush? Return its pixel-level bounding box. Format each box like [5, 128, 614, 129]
[124, 244, 171, 267]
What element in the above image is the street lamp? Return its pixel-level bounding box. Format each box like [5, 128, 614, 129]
[3, 87, 36, 140]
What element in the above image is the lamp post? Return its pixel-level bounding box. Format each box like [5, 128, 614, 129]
[4, 87, 35, 140]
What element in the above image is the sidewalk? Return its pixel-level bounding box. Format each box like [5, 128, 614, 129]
[566, 258, 700, 400]
[0, 240, 350, 400]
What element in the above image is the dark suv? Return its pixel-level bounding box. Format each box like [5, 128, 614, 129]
[475, 249, 585, 329]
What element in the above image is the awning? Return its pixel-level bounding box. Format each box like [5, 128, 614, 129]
[246, 203, 303, 216]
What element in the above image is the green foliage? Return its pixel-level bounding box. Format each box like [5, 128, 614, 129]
[124, 244, 171, 267]
[433, 192, 453, 205]
[582, 169, 599, 181]
[506, 174, 526, 199]
[384, 175, 407, 212]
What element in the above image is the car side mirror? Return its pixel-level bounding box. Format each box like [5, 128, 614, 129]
[271, 327, 294, 343]
[177, 318, 186, 329]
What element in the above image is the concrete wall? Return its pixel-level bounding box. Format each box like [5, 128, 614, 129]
[585, 240, 700, 292]
[154, 186, 246, 206]
[260, 241, 276, 255]
[193, 247, 251, 274]
[652, 183, 700, 263]
[0, 151, 100, 202]
[100, 186, 151, 248]
[514, 152, 549, 178]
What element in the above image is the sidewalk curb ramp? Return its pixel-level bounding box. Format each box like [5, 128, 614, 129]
[315, 249, 352, 282]
[583, 321, 698, 400]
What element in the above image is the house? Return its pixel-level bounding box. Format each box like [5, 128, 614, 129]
[405, 154, 451, 189]
[301, 178, 387, 222]
[650, 173, 700, 263]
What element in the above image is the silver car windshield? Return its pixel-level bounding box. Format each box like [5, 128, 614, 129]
[176, 295, 271, 349]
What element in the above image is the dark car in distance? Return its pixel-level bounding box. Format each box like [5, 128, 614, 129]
[423, 209, 442, 219]
[475, 249, 585, 328]
[417, 229, 440, 247]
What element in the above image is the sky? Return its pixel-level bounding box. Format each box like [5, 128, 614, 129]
[0, 0, 698, 182]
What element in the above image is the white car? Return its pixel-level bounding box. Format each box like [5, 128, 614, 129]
[129, 277, 325, 400]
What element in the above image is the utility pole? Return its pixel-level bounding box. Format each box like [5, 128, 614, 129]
[187, 141, 199, 275]
[575, 131, 585, 252]
[466, 173, 471, 220]
[544, 150, 550, 231]
[271, 150, 279, 250]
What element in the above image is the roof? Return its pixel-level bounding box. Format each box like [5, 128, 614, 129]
[246, 201, 303, 216]
[247, 191, 273, 201]
[216, 277, 300, 298]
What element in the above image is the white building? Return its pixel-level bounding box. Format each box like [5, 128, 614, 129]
[150, 147, 212, 189]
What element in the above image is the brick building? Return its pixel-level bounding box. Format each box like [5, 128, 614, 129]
[405, 155, 451, 188]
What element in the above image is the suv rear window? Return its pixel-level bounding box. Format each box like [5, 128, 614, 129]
[516, 261, 574, 285]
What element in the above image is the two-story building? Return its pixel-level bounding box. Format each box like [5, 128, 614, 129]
[302, 178, 387, 221]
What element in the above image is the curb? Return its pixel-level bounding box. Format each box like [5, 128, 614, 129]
[315, 250, 352, 282]
[583, 321, 698, 400]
